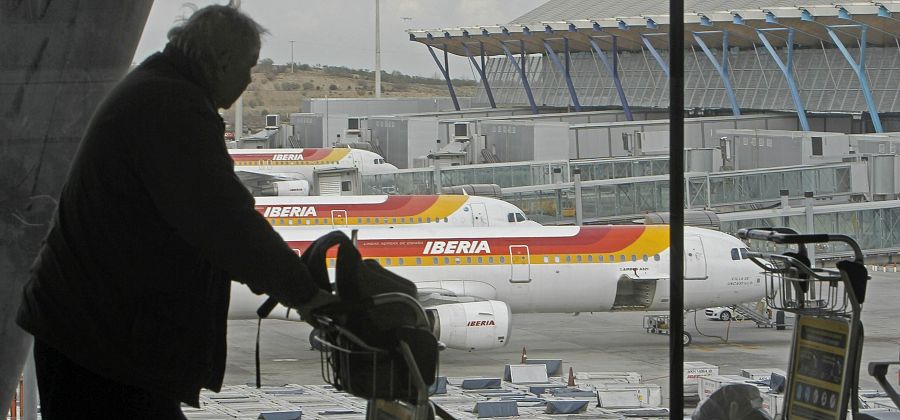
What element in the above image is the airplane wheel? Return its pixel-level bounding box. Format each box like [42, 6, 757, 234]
[719, 311, 732, 322]
[683, 332, 692, 347]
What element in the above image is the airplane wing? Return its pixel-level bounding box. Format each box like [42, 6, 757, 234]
[235, 169, 303, 184]
[417, 288, 486, 307]
[415, 281, 497, 307]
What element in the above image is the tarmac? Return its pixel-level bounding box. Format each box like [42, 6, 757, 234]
[222, 271, 900, 413]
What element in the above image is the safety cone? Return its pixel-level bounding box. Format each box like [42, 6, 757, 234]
[567, 367, 576, 387]
[520, 346, 527, 364]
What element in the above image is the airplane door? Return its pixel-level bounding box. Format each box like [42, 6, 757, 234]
[685, 235, 708, 280]
[509, 245, 531, 283]
[471, 203, 489, 227]
[331, 209, 348, 227]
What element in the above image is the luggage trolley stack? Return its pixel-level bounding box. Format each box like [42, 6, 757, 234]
[737, 227, 871, 420]
[313, 293, 454, 420]
[256, 230, 454, 420]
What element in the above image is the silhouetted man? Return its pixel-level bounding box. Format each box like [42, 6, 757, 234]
[17, 5, 334, 419]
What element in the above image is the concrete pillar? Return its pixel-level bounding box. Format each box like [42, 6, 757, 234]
[573, 168, 583, 226]
[0, 1, 153, 409]
[804, 191, 815, 267]
[433, 158, 442, 194]
[780, 189, 791, 227]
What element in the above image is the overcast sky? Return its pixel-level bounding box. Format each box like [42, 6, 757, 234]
[134, 1, 546, 79]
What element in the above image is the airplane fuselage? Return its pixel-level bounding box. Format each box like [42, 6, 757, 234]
[228, 225, 765, 319]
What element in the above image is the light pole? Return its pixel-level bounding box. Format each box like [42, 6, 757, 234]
[289, 40, 295, 73]
[374, 0, 381, 97]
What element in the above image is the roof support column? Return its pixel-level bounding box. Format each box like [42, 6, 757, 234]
[692, 31, 741, 116]
[825, 25, 883, 133]
[462, 42, 496, 108]
[543, 38, 582, 111]
[426, 44, 460, 111]
[640, 34, 670, 78]
[588, 37, 633, 120]
[499, 41, 539, 114]
[756, 28, 810, 131]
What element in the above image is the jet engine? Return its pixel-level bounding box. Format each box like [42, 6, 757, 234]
[261, 180, 310, 196]
[427, 300, 511, 351]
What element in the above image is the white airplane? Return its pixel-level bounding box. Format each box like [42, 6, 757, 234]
[255, 195, 537, 228]
[231, 148, 398, 196]
[229, 224, 766, 351]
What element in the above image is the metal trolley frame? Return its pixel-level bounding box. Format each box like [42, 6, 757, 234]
[313, 293, 453, 420]
[737, 227, 870, 419]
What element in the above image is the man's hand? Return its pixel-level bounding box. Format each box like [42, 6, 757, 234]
[297, 289, 340, 325]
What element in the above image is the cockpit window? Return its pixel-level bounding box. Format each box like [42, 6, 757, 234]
[739, 248, 750, 259]
[508, 213, 515, 223]
[731, 248, 740, 260]
[515, 213, 526, 222]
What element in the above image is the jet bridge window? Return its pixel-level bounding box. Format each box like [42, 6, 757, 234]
[811, 136, 823, 156]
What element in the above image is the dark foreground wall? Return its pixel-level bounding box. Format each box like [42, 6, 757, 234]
[0, 1, 153, 410]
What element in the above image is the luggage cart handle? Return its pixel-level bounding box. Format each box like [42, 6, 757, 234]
[738, 229, 865, 263]
[868, 361, 900, 408]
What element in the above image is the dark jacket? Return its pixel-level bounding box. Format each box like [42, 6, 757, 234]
[17, 44, 320, 407]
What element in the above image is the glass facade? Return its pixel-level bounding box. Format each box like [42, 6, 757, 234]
[723, 205, 900, 254]
[503, 164, 857, 224]
[361, 156, 669, 194]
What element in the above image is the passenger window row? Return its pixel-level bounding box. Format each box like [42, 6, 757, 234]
[268, 216, 450, 225]
[322, 253, 664, 267]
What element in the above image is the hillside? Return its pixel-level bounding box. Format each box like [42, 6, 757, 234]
[222, 62, 478, 130]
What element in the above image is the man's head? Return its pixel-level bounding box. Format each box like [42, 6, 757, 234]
[167, 5, 266, 109]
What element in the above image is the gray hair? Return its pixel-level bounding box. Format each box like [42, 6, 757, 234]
[167, 4, 267, 71]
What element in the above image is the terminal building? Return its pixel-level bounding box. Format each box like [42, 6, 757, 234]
[250, 0, 900, 261]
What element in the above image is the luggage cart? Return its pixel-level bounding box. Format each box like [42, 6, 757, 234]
[737, 227, 873, 420]
[643, 314, 693, 346]
[313, 293, 454, 420]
